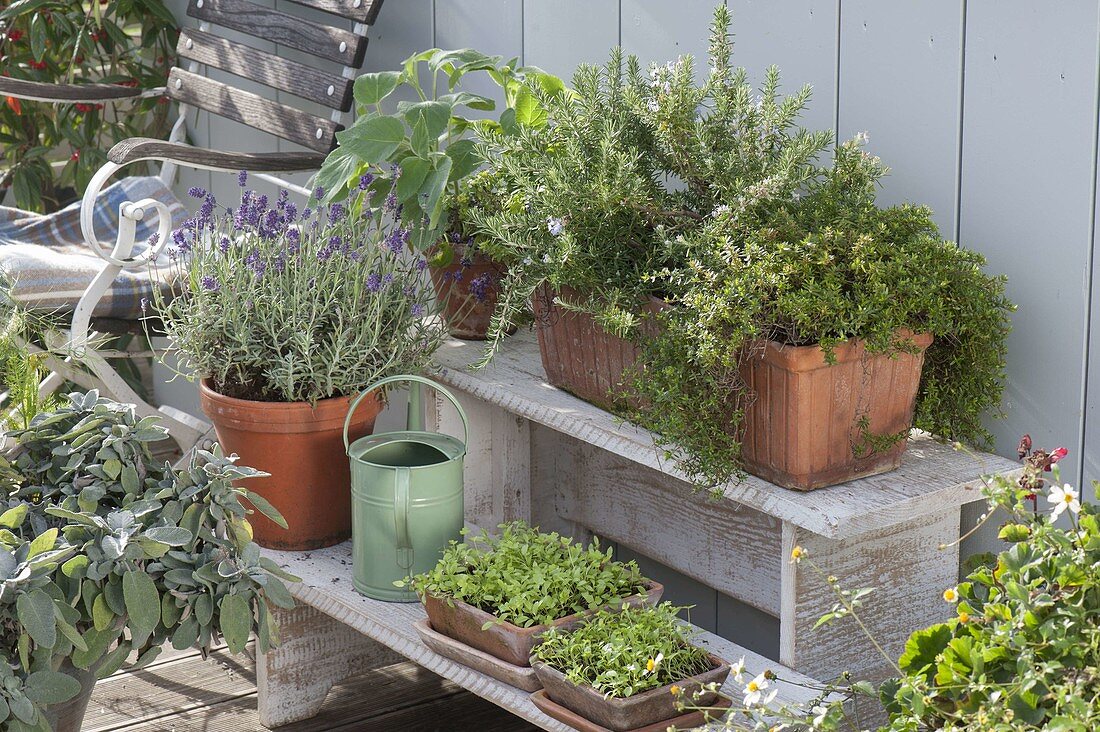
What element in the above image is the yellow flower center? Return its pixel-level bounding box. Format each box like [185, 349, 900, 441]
[647, 659, 656, 672]
[669, 685, 681, 696]
[791, 546, 804, 560]
[958, 612, 969, 623]
[1064, 494, 1074, 503]
[943, 589, 957, 602]
[748, 681, 760, 692]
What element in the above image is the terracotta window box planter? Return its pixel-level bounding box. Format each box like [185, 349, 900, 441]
[739, 330, 934, 490]
[422, 580, 664, 668]
[530, 652, 730, 732]
[533, 285, 665, 411]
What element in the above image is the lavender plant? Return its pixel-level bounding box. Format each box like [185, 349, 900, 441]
[151, 171, 447, 404]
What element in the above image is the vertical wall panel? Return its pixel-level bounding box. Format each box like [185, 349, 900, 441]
[958, 1, 1098, 555]
[524, 1, 619, 82]
[434, 0, 523, 112]
[621, 0, 713, 80]
[837, 2, 962, 235]
[727, 0, 839, 135]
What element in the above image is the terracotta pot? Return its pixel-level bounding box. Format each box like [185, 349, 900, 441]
[533, 286, 665, 411]
[739, 330, 934, 490]
[199, 380, 382, 550]
[531, 653, 730, 732]
[43, 659, 99, 732]
[423, 580, 664, 668]
[429, 242, 514, 340]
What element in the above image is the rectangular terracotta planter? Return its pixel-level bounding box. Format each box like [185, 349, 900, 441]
[739, 330, 934, 490]
[531, 652, 730, 732]
[533, 286, 664, 411]
[422, 580, 664, 668]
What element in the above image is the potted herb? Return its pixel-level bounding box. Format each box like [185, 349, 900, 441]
[468, 49, 691, 405]
[151, 174, 447, 549]
[316, 48, 564, 339]
[0, 390, 295, 732]
[530, 603, 730, 732]
[409, 522, 661, 668]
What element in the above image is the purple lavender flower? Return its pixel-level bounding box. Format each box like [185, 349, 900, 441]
[277, 189, 289, 208]
[313, 185, 325, 200]
[200, 275, 219, 291]
[415, 258, 428, 272]
[301, 207, 313, 220]
[382, 273, 394, 286]
[286, 228, 301, 253]
[384, 192, 398, 213]
[147, 232, 160, 246]
[329, 203, 346, 225]
[284, 202, 298, 221]
[171, 228, 192, 253]
[237, 170, 248, 187]
[460, 256, 473, 268]
[366, 273, 382, 292]
[329, 235, 343, 252]
[219, 236, 230, 253]
[359, 173, 374, 191]
[187, 186, 207, 199]
[469, 273, 493, 303]
[245, 249, 266, 278]
[546, 216, 564, 237]
[411, 303, 424, 317]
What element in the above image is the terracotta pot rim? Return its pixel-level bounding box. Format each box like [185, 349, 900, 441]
[751, 329, 934, 369]
[199, 379, 382, 433]
[425, 579, 663, 636]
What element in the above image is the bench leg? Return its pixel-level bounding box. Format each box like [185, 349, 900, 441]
[779, 507, 961, 721]
[257, 605, 401, 728]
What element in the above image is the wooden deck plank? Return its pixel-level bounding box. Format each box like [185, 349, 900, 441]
[85, 646, 255, 731]
[103, 657, 536, 731]
[431, 332, 1021, 538]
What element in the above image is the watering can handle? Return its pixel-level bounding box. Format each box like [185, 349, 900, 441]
[343, 374, 471, 454]
[394, 466, 414, 571]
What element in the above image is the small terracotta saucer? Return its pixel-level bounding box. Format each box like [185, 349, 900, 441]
[413, 619, 541, 692]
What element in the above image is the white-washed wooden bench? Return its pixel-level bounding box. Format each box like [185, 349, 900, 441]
[256, 331, 1020, 728]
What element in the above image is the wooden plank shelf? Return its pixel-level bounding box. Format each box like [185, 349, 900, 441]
[431, 332, 1021, 540]
[261, 543, 825, 731]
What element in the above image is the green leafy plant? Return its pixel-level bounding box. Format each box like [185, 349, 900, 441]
[407, 522, 648, 628]
[0, 390, 296, 730]
[316, 47, 564, 256]
[151, 174, 447, 403]
[469, 48, 686, 361]
[532, 602, 713, 699]
[0, 0, 176, 212]
[670, 440, 1099, 731]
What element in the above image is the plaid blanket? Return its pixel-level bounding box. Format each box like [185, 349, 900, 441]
[0, 176, 188, 319]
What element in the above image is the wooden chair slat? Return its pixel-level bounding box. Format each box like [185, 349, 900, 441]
[281, 0, 382, 24]
[167, 68, 341, 153]
[0, 77, 144, 103]
[186, 0, 367, 67]
[177, 29, 353, 111]
[108, 137, 326, 171]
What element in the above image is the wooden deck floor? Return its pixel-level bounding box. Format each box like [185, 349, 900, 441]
[90, 644, 539, 731]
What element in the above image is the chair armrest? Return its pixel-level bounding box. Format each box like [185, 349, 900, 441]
[0, 77, 152, 103]
[107, 138, 326, 173]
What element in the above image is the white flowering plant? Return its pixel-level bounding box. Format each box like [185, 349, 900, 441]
[669, 440, 1099, 732]
[151, 172, 447, 404]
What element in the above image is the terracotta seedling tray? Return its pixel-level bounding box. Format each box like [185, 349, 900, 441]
[422, 580, 664, 668]
[531, 653, 731, 732]
[530, 690, 733, 732]
[739, 330, 934, 490]
[413, 619, 541, 692]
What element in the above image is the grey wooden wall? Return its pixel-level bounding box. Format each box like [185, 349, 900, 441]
[166, 1, 1100, 552]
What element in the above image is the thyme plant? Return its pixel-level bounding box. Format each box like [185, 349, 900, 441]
[152, 173, 447, 404]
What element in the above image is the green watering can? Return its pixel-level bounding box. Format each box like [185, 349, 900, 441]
[345, 375, 468, 602]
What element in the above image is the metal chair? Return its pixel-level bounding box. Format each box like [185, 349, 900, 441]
[0, 0, 384, 452]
